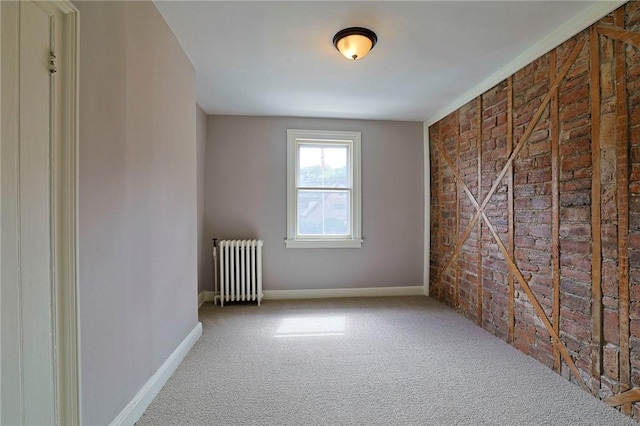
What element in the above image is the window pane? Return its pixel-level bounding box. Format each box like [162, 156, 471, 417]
[298, 145, 349, 188]
[298, 190, 350, 236]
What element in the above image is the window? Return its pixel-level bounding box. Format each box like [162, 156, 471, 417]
[286, 129, 362, 248]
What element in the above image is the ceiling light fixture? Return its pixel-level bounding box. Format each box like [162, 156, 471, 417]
[333, 27, 377, 61]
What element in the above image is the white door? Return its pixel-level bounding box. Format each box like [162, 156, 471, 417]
[1, 1, 60, 424]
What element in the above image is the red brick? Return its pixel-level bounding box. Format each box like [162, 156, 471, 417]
[560, 239, 590, 254]
[603, 344, 619, 380]
[528, 141, 551, 157]
[560, 178, 591, 192]
[561, 292, 590, 315]
[562, 152, 591, 171]
[559, 84, 589, 105]
[559, 223, 591, 239]
[559, 191, 590, 207]
[560, 253, 592, 270]
[603, 309, 619, 344]
[560, 278, 590, 298]
[560, 137, 591, 155]
[560, 317, 591, 341]
[602, 261, 620, 297]
[560, 115, 590, 134]
[563, 267, 591, 282]
[528, 168, 552, 184]
[559, 99, 589, 122]
[559, 206, 590, 222]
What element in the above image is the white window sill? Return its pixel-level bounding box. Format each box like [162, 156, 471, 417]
[285, 239, 363, 249]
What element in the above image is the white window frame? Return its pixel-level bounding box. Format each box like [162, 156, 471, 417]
[286, 129, 362, 249]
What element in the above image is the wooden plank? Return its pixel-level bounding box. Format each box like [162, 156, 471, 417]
[614, 7, 631, 415]
[598, 24, 640, 50]
[477, 96, 483, 326]
[430, 37, 586, 291]
[589, 25, 603, 394]
[481, 211, 589, 392]
[605, 388, 640, 407]
[437, 125, 444, 299]
[507, 76, 515, 344]
[456, 118, 461, 308]
[550, 47, 562, 374]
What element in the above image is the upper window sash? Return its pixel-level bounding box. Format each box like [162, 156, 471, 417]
[295, 141, 352, 190]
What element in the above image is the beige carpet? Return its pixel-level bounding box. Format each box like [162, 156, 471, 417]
[137, 296, 632, 425]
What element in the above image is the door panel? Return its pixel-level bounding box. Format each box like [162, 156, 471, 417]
[1, 1, 57, 424]
[20, 2, 55, 424]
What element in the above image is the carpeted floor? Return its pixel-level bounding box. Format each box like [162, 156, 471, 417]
[137, 296, 633, 425]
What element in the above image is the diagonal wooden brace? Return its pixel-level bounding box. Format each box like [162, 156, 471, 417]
[430, 36, 589, 391]
[431, 37, 586, 287]
[480, 212, 589, 392]
[597, 25, 640, 50]
[605, 388, 640, 407]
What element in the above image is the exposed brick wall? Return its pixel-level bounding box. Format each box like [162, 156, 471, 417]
[557, 34, 593, 382]
[430, 111, 459, 307]
[457, 99, 481, 323]
[481, 82, 510, 340]
[512, 52, 556, 368]
[429, 2, 640, 418]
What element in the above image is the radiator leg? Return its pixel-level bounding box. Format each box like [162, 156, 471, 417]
[212, 242, 218, 306]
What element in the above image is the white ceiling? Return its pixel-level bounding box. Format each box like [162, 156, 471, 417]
[155, 1, 602, 122]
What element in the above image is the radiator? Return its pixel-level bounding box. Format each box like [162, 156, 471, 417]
[217, 240, 264, 306]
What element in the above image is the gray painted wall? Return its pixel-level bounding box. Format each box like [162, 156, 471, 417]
[76, 1, 198, 424]
[197, 104, 207, 294]
[204, 115, 423, 291]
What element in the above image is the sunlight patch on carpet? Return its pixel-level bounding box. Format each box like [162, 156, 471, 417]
[275, 316, 346, 337]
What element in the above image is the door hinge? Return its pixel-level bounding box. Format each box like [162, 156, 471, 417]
[49, 52, 57, 74]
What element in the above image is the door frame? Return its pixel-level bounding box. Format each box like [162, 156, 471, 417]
[0, 1, 80, 424]
[51, 3, 80, 424]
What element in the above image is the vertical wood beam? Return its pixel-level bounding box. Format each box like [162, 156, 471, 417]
[589, 25, 603, 395]
[477, 96, 483, 326]
[507, 76, 515, 344]
[614, 7, 631, 415]
[437, 125, 444, 300]
[456, 117, 461, 308]
[551, 48, 562, 374]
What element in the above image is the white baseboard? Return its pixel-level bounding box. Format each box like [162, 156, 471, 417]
[198, 291, 216, 308]
[262, 286, 425, 300]
[110, 322, 203, 426]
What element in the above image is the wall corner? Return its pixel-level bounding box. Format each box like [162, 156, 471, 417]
[423, 122, 430, 296]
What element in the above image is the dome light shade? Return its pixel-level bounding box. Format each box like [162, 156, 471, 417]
[333, 27, 377, 61]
